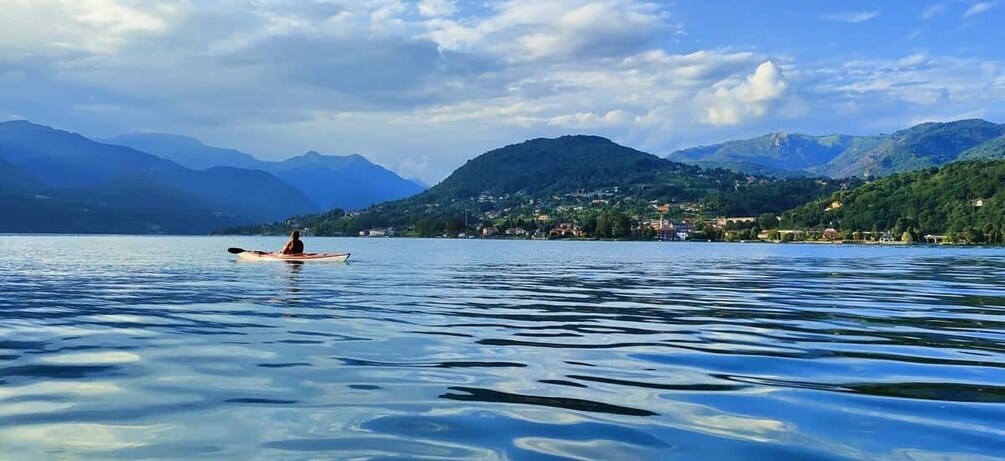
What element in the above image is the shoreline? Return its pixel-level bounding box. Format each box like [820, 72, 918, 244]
[2, 232, 1002, 247]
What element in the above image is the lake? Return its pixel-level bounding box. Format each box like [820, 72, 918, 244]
[1, 236, 1003, 460]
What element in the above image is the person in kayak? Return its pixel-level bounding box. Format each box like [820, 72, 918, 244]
[280, 230, 304, 255]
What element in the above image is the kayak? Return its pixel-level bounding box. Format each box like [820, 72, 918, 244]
[236, 251, 350, 262]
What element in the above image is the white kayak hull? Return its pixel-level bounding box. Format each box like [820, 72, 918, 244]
[237, 251, 350, 262]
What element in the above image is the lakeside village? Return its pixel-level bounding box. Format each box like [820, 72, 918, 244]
[287, 186, 959, 245]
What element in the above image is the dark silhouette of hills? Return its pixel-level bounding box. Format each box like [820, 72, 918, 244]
[0, 121, 313, 233]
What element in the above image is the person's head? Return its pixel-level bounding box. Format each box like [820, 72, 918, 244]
[290, 230, 300, 241]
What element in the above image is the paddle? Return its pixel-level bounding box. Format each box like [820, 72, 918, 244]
[229, 247, 271, 255]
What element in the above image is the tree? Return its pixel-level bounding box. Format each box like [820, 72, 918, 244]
[415, 218, 438, 237]
[901, 231, 914, 244]
[595, 213, 610, 238]
[610, 211, 631, 238]
[638, 225, 656, 240]
[757, 213, 778, 230]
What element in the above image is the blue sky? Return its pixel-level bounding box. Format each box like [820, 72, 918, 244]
[1, 0, 1003, 182]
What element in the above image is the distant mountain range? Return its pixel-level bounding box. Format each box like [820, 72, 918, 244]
[0, 121, 424, 234]
[108, 133, 426, 211]
[668, 119, 1005, 178]
[4, 117, 1001, 236]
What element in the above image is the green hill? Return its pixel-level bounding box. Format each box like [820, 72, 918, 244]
[429, 135, 673, 199]
[220, 135, 851, 237]
[958, 134, 1005, 161]
[781, 160, 1005, 243]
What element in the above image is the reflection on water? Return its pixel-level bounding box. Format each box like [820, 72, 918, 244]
[1, 236, 1004, 460]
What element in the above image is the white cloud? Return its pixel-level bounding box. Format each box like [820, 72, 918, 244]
[896, 53, 930, 67]
[548, 110, 636, 127]
[703, 61, 788, 126]
[386, 49, 774, 131]
[963, 1, 997, 18]
[425, 0, 670, 62]
[417, 0, 456, 18]
[920, 4, 946, 19]
[819, 55, 1005, 108]
[822, 10, 880, 23]
[0, 0, 177, 53]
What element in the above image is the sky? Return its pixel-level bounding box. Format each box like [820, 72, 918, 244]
[1, 0, 1004, 183]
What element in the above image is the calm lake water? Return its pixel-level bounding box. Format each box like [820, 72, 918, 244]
[1, 236, 1003, 460]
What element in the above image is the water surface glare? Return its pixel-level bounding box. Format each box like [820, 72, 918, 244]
[1, 236, 1003, 460]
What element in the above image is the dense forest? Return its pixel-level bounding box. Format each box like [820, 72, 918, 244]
[781, 160, 1005, 243]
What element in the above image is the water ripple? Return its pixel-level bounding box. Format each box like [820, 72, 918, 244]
[1, 236, 1004, 460]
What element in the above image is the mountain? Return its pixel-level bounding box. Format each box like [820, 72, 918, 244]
[405, 176, 430, 189]
[668, 119, 1005, 179]
[219, 135, 854, 237]
[268, 151, 426, 210]
[958, 134, 1005, 161]
[781, 159, 1005, 242]
[108, 133, 262, 170]
[109, 133, 426, 210]
[0, 157, 39, 192]
[143, 166, 315, 223]
[821, 119, 1005, 178]
[429, 135, 671, 199]
[0, 185, 242, 234]
[0, 121, 315, 233]
[1, 120, 180, 188]
[668, 132, 885, 175]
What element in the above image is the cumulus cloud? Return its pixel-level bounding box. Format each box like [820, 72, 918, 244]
[822, 10, 880, 23]
[393, 49, 775, 131]
[963, 1, 998, 18]
[702, 62, 788, 126]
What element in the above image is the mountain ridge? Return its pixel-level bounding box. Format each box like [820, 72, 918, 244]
[0, 121, 315, 233]
[667, 119, 1004, 178]
[429, 135, 672, 199]
[820, 119, 1005, 178]
[109, 132, 426, 210]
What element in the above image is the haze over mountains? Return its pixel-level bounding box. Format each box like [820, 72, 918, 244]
[0, 121, 424, 234]
[110, 133, 426, 211]
[668, 119, 1005, 178]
